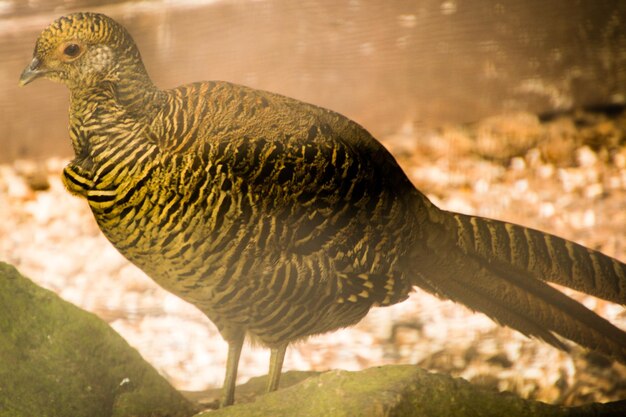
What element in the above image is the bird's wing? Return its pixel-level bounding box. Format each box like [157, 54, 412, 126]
[157, 81, 417, 262]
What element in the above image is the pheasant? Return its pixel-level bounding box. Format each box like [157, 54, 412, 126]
[20, 12, 626, 407]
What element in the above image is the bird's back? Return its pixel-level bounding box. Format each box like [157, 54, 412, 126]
[68, 80, 426, 345]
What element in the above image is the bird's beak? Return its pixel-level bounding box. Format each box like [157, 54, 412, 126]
[19, 57, 46, 87]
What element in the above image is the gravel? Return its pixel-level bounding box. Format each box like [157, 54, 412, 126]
[1, 110, 625, 405]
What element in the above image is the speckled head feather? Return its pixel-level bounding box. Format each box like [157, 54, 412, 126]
[22, 12, 148, 88]
[35, 13, 134, 57]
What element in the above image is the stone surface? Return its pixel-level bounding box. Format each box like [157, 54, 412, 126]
[193, 366, 626, 417]
[0, 262, 196, 417]
[1, 260, 624, 416]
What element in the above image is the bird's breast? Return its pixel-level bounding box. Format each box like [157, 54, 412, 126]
[86, 155, 258, 301]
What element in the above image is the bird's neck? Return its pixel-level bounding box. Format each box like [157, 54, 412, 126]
[69, 60, 165, 121]
[68, 67, 164, 165]
[114, 63, 165, 117]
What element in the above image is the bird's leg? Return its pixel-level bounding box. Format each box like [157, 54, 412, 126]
[220, 329, 245, 407]
[267, 343, 288, 393]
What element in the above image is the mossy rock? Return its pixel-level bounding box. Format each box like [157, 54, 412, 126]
[2, 261, 624, 417]
[0, 262, 196, 417]
[193, 366, 626, 417]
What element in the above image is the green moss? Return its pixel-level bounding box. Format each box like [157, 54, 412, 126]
[195, 366, 625, 417]
[0, 262, 196, 417]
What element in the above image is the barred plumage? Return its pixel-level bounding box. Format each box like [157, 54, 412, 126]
[21, 12, 626, 407]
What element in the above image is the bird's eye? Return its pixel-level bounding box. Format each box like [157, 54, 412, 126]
[63, 43, 81, 57]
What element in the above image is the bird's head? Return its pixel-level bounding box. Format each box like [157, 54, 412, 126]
[19, 12, 143, 89]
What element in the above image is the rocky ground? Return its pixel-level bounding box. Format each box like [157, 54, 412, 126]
[1, 109, 625, 406]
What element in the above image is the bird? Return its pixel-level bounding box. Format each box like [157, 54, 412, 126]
[20, 12, 626, 407]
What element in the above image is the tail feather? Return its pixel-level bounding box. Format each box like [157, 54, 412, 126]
[415, 209, 626, 363]
[485, 255, 626, 358]
[449, 212, 626, 305]
[415, 265, 567, 350]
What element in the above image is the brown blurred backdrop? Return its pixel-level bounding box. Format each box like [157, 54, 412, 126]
[1, 0, 625, 162]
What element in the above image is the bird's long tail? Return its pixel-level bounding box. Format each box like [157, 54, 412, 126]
[413, 205, 626, 362]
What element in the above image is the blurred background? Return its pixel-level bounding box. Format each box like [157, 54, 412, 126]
[2, 0, 626, 161]
[1, 0, 625, 407]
